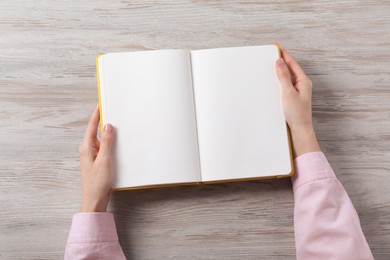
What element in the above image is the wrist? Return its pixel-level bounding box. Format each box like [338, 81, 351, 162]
[80, 195, 109, 212]
[290, 125, 320, 158]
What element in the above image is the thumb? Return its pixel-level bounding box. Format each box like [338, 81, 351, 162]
[99, 124, 115, 158]
[275, 58, 293, 90]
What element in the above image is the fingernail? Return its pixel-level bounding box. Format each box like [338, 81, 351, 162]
[276, 58, 286, 67]
[104, 124, 113, 133]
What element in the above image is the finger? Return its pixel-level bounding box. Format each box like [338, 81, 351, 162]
[281, 48, 313, 94]
[79, 105, 100, 162]
[280, 48, 306, 82]
[98, 124, 115, 161]
[83, 105, 100, 144]
[275, 58, 294, 91]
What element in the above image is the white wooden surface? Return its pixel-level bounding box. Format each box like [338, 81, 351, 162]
[1, 0, 389, 259]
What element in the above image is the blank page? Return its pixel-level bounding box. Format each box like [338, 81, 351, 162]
[98, 50, 201, 189]
[190, 45, 292, 182]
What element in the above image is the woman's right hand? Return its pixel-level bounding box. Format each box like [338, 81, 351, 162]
[275, 47, 320, 158]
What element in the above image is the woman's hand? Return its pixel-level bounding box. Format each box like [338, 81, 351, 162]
[78, 105, 115, 212]
[275, 47, 320, 158]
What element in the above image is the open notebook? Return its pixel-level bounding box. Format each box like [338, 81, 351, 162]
[96, 45, 294, 190]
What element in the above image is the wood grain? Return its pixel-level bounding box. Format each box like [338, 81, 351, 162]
[1, 0, 389, 259]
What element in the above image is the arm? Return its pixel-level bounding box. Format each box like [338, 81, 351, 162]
[275, 47, 373, 259]
[292, 152, 373, 259]
[65, 106, 126, 260]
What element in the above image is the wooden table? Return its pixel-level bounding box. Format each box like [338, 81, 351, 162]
[1, 1, 389, 259]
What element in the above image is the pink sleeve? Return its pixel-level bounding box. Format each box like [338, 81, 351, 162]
[65, 212, 126, 260]
[292, 152, 373, 259]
